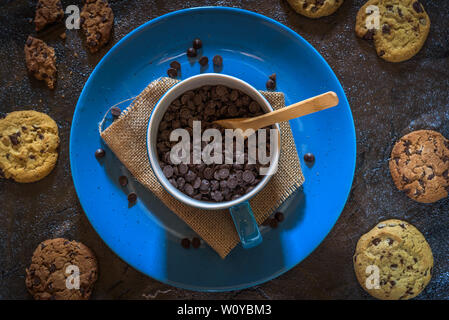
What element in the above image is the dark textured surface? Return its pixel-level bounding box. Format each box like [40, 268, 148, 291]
[0, 0, 448, 300]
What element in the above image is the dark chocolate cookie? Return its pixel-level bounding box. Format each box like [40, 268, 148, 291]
[25, 238, 98, 300]
[24, 36, 57, 89]
[34, 0, 64, 31]
[389, 130, 449, 203]
[80, 0, 114, 53]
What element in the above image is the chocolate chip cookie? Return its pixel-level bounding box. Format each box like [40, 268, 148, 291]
[80, 0, 114, 53]
[24, 36, 57, 89]
[389, 130, 449, 203]
[354, 219, 433, 300]
[287, 0, 344, 19]
[0, 110, 59, 183]
[34, 0, 64, 31]
[356, 0, 430, 62]
[26, 238, 98, 300]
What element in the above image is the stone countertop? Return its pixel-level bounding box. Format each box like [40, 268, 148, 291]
[0, 0, 448, 299]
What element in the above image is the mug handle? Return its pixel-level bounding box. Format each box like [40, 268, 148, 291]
[229, 201, 262, 249]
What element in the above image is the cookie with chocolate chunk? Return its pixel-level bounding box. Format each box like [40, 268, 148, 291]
[26, 238, 98, 300]
[80, 0, 114, 53]
[356, 0, 430, 62]
[34, 0, 64, 31]
[389, 130, 449, 203]
[24, 36, 57, 89]
[287, 0, 343, 19]
[354, 219, 433, 300]
[0, 110, 59, 183]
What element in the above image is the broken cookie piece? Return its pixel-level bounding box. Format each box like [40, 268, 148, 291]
[24, 36, 57, 89]
[34, 0, 64, 31]
[80, 0, 114, 53]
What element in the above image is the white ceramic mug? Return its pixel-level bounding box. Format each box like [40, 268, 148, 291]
[147, 74, 281, 248]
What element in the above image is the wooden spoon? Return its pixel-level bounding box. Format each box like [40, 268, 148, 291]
[213, 91, 339, 132]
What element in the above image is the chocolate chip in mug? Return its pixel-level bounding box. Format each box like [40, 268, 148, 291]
[156, 85, 274, 203]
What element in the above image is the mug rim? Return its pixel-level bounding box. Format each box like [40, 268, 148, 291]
[146, 73, 281, 210]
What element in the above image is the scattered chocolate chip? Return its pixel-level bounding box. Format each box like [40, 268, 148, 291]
[269, 218, 278, 229]
[95, 148, 105, 158]
[170, 60, 181, 70]
[111, 106, 121, 117]
[199, 56, 209, 66]
[192, 237, 201, 248]
[382, 24, 390, 34]
[275, 211, 284, 222]
[304, 153, 315, 163]
[187, 47, 197, 57]
[372, 238, 381, 246]
[167, 68, 178, 78]
[269, 73, 276, 81]
[119, 176, 128, 187]
[378, 50, 385, 57]
[266, 79, 276, 90]
[127, 192, 137, 203]
[181, 238, 190, 249]
[213, 55, 223, 67]
[193, 38, 202, 49]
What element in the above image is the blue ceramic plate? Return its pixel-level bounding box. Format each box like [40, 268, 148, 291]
[70, 7, 356, 291]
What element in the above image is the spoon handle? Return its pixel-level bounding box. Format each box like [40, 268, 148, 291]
[248, 91, 339, 129]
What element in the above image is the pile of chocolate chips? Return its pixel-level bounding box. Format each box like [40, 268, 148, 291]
[156, 85, 272, 202]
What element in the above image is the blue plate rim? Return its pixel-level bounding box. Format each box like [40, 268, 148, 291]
[69, 6, 357, 292]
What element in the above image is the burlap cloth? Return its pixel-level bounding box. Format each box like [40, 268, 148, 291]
[100, 77, 304, 258]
